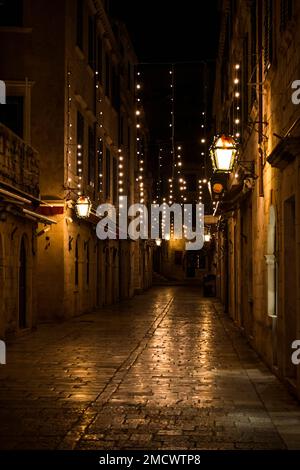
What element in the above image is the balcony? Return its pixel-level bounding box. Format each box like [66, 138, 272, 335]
[0, 123, 39, 198]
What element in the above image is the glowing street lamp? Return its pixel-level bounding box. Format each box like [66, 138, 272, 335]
[75, 195, 92, 218]
[155, 238, 162, 247]
[210, 135, 238, 173]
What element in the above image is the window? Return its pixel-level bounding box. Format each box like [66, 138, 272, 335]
[88, 126, 95, 186]
[76, 0, 84, 50]
[280, 0, 293, 31]
[174, 251, 182, 265]
[77, 111, 84, 177]
[0, 0, 23, 27]
[105, 147, 111, 199]
[263, 0, 273, 72]
[88, 15, 95, 68]
[0, 95, 23, 137]
[105, 54, 110, 97]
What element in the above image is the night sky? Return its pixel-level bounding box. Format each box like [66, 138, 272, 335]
[111, 0, 219, 176]
[111, 0, 220, 181]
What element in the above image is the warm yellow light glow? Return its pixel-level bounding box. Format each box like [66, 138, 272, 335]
[75, 196, 91, 218]
[210, 135, 238, 172]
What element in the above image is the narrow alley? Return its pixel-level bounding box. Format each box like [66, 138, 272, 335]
[1, 287, 300, 450]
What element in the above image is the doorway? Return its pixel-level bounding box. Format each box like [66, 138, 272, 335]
[186, 252, 196, 277]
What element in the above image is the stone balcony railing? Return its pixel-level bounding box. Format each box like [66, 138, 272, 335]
[0, 123, 39, 198]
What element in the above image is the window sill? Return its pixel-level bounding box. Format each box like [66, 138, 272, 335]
[0, 27, 32, 33]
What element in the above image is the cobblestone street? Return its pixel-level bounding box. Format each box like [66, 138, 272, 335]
[1, 287, 300, 450]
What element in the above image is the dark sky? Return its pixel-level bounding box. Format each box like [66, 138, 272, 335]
[111, 0, 219, 63]
[111, 0, 220, 172]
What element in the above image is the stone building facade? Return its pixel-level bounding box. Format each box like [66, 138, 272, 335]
[213, 0, 300, 398]
[0, 0, 152, 323]
[0, 123, 47, 337]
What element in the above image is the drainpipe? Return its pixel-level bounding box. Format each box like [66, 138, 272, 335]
[258, 0, 264, 197]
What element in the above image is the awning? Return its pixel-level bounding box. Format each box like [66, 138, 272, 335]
[22, 208, 57, 225]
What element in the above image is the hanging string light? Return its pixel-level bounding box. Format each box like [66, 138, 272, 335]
[136, 70, 145, 205]
[97, 137, 103, 196]
[233, 63, 241, 140]
[66, 67, 73, 188]
[95, 63, 104, 200]
[77, 133, 83, 196]
[169, 66, 175, 208]
[198, 179, 203, 204]
[154, 147, 163, 204]
[169, 66, 176, 237]
[118, 148, 124, 198]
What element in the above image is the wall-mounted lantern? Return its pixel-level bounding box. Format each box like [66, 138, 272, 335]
[210, 135, 238, 173]
[75, 196, 92, 219]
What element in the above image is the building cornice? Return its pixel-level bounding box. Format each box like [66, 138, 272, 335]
[267, 137, 300, 170]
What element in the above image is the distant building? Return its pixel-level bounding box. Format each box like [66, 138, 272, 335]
[155, 161, 217, 283]
[213, 0, 300, 399]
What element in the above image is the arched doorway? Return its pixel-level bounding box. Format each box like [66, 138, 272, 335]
[19, 236, 27, 329]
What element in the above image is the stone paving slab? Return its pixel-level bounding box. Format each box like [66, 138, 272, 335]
[0, 287, 300, 449]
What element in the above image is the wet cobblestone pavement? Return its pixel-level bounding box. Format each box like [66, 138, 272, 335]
[1, 287, 300, 450]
